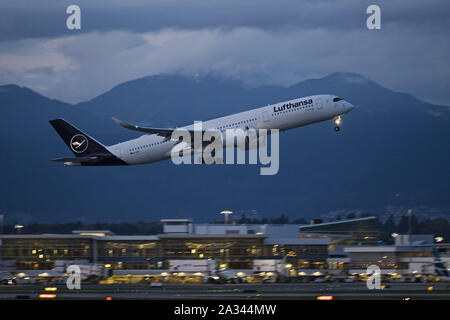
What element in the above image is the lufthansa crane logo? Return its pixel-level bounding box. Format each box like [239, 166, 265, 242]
[70, 134, 88, 153]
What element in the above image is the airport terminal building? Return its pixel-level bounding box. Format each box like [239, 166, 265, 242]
[0, 216, 449, 282]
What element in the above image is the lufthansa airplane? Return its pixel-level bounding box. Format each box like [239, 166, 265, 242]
[49, 94, 354, 166]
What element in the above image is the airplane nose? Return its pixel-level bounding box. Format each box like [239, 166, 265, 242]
[346, 102, 354, 112]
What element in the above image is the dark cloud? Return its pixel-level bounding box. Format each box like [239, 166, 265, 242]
[2, 1, 449, 41]
[0, 0, 449, 105]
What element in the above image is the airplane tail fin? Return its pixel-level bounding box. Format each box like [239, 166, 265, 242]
[49, 118, 108, 157]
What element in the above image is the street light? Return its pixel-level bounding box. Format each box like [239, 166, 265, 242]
[220, 210, 233, 268]
[220, 210, 233, 224]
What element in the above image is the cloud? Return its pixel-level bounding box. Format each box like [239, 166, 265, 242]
[0, 24, 449, 105]
[1, 0, 450, 40]
[0, 0, 449, 105]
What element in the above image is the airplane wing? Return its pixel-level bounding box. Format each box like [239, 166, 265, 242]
[112, 117, 220, 138]
[112, 117, 178, 137]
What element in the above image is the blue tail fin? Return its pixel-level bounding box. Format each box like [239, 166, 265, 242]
[49, 118, 107, 157]
[49, 118, 128, 166]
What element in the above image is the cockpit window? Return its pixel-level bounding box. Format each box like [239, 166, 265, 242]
[333, 97, 343, 102]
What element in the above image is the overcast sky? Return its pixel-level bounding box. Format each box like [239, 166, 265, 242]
[0, 0, 449, 105]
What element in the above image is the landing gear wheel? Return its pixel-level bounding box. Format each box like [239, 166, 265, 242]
[333, 116, 342, 130]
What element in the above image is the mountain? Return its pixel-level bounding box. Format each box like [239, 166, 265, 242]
[1, 73, 450, 223]
[76, 74, 283, 125]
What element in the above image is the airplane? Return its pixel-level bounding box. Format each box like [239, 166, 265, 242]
[207, 266, 247, 284]
[49, 94, 354, 166]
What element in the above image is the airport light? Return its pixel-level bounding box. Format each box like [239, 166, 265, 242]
[316, 295, 333, 300]
[220, 210, 233, 224]
[391, 233, 399, 238]
[45, 287, 57, 292]
[435, 237, 444, 243]
[14, 224, 24, 233]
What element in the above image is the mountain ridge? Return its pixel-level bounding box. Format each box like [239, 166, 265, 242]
[0, 72, 449, 223]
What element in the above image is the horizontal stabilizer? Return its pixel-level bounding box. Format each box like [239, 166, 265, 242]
[51, 156, 98, 163]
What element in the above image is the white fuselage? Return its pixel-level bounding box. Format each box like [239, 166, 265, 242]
[106, 94, 353, 165]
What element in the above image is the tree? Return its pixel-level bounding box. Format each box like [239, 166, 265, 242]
[422, 218, 450, 239]
[346, 212, 356, 220]
[271, 214, 289, 224]
[292, 218, 307, 224]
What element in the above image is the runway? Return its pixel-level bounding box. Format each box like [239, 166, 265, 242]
[1, 282, 450, 300]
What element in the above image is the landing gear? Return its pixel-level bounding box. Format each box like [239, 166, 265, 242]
[333, 116, 342, 132]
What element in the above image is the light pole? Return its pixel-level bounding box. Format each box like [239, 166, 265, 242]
[220, 210, 233, 269]
[220, 210, 233, 225]
[408, 209, 412, 235]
